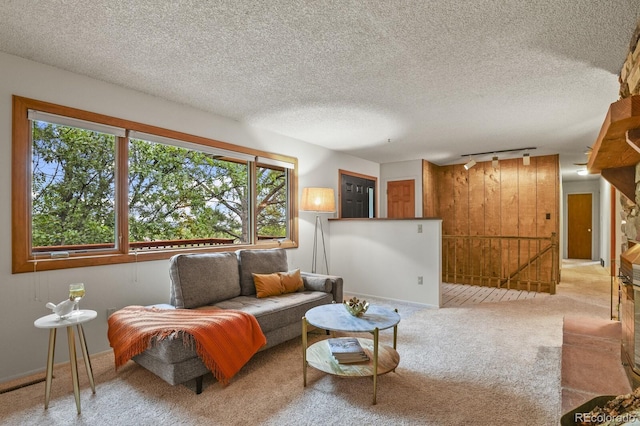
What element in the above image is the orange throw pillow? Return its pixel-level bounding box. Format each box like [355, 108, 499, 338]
[252, 273, 283, 298]
[279, 269, 304, 294]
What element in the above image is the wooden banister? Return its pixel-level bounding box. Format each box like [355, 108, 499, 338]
[442, 233, 559, 294]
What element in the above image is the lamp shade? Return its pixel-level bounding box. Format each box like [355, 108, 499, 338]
[300, 187, 335, 212]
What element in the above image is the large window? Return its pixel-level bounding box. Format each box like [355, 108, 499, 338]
[31, 116, 118, 252]
[127, 134, 253, 247]
[12, 96, 298, 273]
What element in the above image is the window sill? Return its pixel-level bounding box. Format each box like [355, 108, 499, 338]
[13, 240, 298, 273]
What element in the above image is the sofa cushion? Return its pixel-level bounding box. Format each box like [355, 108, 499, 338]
[214, 291, 334, 334]
[237, 248, 288, 296]
[169, 252, 241, 308]
[253, 273, 284, 298]
[141, 291, 333, 364]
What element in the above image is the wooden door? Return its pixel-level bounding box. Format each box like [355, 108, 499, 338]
[567, 193, 592, 259]
[387, 180, 415, 218]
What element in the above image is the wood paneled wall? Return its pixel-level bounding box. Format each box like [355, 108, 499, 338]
[422, 160, 437, 217]
[427, 154, 560, 291]
[432, 154, 559, 238]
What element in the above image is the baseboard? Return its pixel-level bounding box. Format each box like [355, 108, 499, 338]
[0, 348, 113, 391]
[345, 291, 437, 309]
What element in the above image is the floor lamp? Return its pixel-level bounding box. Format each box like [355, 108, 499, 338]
[300, 187, 335, 274]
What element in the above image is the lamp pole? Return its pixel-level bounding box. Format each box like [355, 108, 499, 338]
[311, 215, 329, 274]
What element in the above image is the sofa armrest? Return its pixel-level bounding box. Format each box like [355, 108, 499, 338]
[300, 272, 343, 303]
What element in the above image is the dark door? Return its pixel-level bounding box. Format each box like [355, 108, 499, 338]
[567, 193, 592, 259]
[340, 174, 375, 218]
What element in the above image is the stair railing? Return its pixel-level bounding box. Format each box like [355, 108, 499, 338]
[442, 232, 558, 294]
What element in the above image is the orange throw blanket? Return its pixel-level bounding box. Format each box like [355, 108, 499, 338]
[107, 306, 266, 385]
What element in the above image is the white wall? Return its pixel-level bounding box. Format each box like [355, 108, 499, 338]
[329, 219, 442, 307]
[380, 160, 423, 218]
[599, 178, 612, 268]
[562, 179, 601, 260]
[0, 52, 380, 382]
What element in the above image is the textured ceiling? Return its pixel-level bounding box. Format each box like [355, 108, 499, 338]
[1, 1, 639, 179]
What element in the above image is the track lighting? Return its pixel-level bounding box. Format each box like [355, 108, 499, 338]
[460, 147, 535, 169]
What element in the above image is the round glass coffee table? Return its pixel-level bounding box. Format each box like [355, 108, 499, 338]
[302, 303, 400, 404]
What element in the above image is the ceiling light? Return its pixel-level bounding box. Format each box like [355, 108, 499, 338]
[577, 169, 588, 176]
[492, 156, 499, 168]
[464, 159, 476, 170]
[522, 153, 530, 166]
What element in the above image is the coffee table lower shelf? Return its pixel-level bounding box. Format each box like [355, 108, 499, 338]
[304, 337, 400, 404]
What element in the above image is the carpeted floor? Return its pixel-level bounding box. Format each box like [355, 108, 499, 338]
[0, 260, 619, 425]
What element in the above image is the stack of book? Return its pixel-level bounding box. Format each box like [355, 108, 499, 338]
[327, 337, 369, 364]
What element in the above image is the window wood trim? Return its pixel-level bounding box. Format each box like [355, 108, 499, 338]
[12, 95, 298, 273]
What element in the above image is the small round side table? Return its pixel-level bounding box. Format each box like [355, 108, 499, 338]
[302, 304, 400, 405]
[34, 309, 97, 414]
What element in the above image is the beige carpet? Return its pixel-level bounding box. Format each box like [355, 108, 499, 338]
[0, 260, 618, 425]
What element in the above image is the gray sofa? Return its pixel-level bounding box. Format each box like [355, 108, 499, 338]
[132, 248, 343, 393]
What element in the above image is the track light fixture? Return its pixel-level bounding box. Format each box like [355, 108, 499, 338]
[460, 147, 536, 168]
[464, 159, 476, 170]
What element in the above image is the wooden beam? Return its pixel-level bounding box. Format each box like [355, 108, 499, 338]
[601, 166, 636, 202]
[588, 96, 640, 172]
